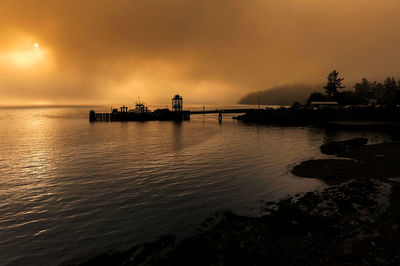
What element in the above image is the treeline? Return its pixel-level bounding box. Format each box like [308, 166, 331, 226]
[238, 84, 322, 106]
[306, 70, 400, 106]
[239, 71, 400, 107]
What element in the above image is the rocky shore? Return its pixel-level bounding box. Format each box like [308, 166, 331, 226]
[233, 107, 400, 128]
[293, 141, 400, 185]
[79, 140, 400, 266]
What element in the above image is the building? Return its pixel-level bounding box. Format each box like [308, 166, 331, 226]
[310, 101, 339, 109]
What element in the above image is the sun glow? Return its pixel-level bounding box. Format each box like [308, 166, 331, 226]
[0, 39, 52, 70]
[9, 48, 44, 68]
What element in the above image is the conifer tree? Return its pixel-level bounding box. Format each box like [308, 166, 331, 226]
[324, 70, 345, 99]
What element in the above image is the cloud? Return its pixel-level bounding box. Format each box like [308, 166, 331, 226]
[1, 0, 400, 105]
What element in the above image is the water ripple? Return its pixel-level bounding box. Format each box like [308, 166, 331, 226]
[0, 107, 392, 265]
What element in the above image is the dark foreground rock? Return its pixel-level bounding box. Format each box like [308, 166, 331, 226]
[80, 178, 400, 266]
[293, 142, 400, 185]
[320, 138, 368, 155]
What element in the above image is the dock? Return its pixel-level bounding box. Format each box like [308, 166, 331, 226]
[89, 94, 257, 122]
[190, 108, 256, 114]
[90, 95, 190, 122]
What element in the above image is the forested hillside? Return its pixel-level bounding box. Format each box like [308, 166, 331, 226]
[238, 85, 321, 106]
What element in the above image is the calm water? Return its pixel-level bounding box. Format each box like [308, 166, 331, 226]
[0, 106, 390, 265]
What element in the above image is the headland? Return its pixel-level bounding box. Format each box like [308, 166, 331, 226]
[233, 106, 400, 129]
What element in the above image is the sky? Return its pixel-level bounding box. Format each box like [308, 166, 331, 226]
[1, 0, 400, 106]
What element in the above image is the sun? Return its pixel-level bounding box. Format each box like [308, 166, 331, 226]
[34, 43, 39, 48]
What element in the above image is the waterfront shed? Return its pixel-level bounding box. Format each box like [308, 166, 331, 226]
[310, 101, 339, 109]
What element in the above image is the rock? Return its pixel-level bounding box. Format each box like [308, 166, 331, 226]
[388, 177, 400, 183]
[80, 179, 399, 266]
[320, 138, 368, 155]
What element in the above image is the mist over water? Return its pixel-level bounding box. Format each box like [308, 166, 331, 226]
[0, 106, 391, 265]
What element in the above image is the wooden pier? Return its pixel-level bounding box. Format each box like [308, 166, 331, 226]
[89, 109, 190, 122]
[189, 108, 256, 115]
[92, 112, 112, 122]
[90, 108, 255, 122]
[89, 94, 257, 122]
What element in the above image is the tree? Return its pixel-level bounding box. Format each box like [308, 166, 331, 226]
[383, 77, 398, 104]
[354, 78, 375, 100]
[291, 101, 303, 109]
[384, 77, 397, 92]
[336, 91, 366, 105]
[324, 70, 345, 99]
[375, 83, 385, 103]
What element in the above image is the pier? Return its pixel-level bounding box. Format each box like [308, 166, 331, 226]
[190, 108, 256, 115]
[89, 94, 257, 122]
[89, 95, 190, 122]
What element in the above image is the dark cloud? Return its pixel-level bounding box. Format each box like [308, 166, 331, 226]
[1, 0, 400, 105]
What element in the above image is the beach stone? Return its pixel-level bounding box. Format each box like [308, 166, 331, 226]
[320, 138, 368, 155]
[388, 177, 400, 183]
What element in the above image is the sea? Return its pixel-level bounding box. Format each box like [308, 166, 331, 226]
[0, 105, 391, 265]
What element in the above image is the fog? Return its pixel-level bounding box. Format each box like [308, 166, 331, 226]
[1, 0, 400, 106]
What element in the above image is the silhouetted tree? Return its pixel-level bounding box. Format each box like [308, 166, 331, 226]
[384, 77, 397, 91]
[395, 91, 400, 105]
[383, 77, 398, 104]
[291, 101, 303, 109]
[354, 78, 375, 100]
[324, 70, 345, 99]
[336, 91, 366, 105]
[375, 83, 385, 103]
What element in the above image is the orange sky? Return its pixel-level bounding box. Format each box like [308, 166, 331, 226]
[1, 0, 400, 106]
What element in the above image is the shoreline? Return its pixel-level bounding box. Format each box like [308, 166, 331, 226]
[293, 142, 400, 185]
[233, 107, 400, 129]
[79, 140, 400, 265]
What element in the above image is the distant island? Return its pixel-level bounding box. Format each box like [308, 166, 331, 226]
[238, 84, 322, 106]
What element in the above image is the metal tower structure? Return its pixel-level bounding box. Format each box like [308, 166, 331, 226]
[172, 94, 183, 112]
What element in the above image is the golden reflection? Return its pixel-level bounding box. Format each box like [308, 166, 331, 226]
[17, 110, 55, 179]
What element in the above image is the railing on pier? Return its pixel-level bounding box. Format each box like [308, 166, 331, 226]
[189, 108, 256, 115]
[89, 108, 256, 122]
[93, 113, 112, 122]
